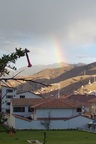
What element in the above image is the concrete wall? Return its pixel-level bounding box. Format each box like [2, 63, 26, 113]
[12, 115, 92, 130]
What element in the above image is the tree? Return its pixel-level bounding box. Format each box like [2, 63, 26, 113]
[41, 112, 51, 130]
[0, 48, 30, 131]
[0, 48, 28, 76]
[0, 48, 50, 131]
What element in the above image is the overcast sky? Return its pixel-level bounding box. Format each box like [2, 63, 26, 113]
[0, 0, 96, 69]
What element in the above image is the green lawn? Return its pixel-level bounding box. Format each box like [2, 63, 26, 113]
[0, 130, 96, 144]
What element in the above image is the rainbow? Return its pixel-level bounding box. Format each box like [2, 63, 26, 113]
[50, 35, 67, 67]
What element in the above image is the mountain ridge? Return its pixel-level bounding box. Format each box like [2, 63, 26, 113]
[4, 61, 96, 97]
[14, 62, 86, 76]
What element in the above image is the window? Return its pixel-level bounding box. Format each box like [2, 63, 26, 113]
[20, 95, 25, 98]
[6, 95, 13, 98]
[28, 107, 32, 112]
[6, 102, 10, 105]
[13, 107, 25, 112]
[6, 89, 13, 93]
[6, 109, 10, 113]
[77, 108, 82, 112]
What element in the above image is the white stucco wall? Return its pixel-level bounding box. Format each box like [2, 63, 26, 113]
[50, 116, 92, 129]
[36, 108, 80, 118]
[15, 118, 43, 130]
[10, 105, 81, 119]
[15, 92, 41, 99]
[11, 115, 92, 130]
[1, 86, 16, 112]
[10, 107, 80, 119]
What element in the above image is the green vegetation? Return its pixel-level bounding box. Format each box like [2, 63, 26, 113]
[0, 130, 96, 144]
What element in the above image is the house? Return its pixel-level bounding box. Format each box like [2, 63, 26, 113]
[5, 97, 93, 130]
[66, 94, 96, 103]
[1, 85, 94, 130]
[16, 91, 42, 99]
[10, 98, 83, 118]
[1, 85, 16, 113]
[66, 94, 96, 114]
[1, 85, 42, 113]
[89, 97, 96, 118]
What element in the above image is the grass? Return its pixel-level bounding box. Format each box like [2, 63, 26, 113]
[0, 130, 96, 144]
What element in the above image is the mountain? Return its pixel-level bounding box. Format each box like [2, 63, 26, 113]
[14, 62, 86, 76]
[5, 61, 96, 97]
[16, 61, 96, 97]
[16, 62, 91, 96]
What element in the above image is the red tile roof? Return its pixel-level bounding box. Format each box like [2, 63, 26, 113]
[11, 98, 46, 106]
[88, 97, 96, 103]
[11, 98, 82, 109]
[67, 94, 96, 103]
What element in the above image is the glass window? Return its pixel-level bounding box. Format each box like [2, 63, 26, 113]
[6, 89, 13, 93]
[20, 95, 25, 98]
[6, 102, 10, 105]
[77, 108, 82, 112]
[6, 95, 13, 98]
[13, 107, 25, 112]
[6, 109, 10, 113]
[28, 107, 32, 112]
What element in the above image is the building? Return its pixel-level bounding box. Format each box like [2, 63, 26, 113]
[1, 85, 16, 113]
[89, 97, 96, 118]
[1, 85, 42, 113]
[1, 85, 94, 130]
[5, 97, 92, 129]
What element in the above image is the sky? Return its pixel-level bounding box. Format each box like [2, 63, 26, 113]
[0, 0, 96, 69]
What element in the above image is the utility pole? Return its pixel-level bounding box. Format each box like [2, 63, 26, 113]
[58, 84, 60, 98]
[52, 83, 60, 98]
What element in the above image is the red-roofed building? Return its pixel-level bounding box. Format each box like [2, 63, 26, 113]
[1, 85, 42, 113]
[10, 98, 82, 119]
[5, 97, 93, 130]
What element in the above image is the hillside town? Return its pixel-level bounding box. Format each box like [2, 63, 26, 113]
[1, 48, 96, 131]
[1, 82, 96, 130]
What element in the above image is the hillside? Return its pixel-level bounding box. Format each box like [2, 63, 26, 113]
[14, 62, 86, 76]
[14, 61, 96, 97]
[14, 62, 71, 76]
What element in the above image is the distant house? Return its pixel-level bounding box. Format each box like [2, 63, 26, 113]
[89, 97, 96, 117]
[1, 86, 42, 113]
[66, 94, 96, 113]
[66, 94, 96, 103]
[16, 91, 42, 99]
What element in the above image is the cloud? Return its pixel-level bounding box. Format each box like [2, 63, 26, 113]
[64, 19, 96, 45]
[76, 55, 96, 59]
[0, 0, 96, 67]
